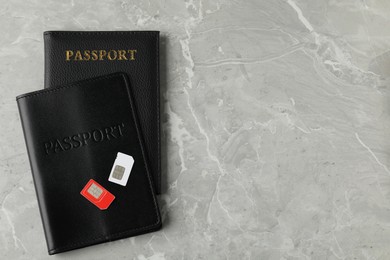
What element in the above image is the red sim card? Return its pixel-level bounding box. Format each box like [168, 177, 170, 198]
[80, 179, 115, 210]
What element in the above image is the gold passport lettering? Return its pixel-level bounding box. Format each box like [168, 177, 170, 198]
[65, 50, 137, 61]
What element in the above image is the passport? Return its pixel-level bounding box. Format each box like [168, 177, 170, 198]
[44, 31, 161, 193]
[16, 73, 161, 254]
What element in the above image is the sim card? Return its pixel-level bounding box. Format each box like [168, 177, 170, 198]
[80, 179, 115, 210]
[108, 152, 134, 186]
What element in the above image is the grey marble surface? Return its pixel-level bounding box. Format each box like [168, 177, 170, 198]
[1, 0, 390, 259]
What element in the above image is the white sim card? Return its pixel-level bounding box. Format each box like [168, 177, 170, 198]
[108, 152, 134, 186]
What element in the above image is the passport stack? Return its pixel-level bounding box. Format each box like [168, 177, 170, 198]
[16, 31, 162, 255]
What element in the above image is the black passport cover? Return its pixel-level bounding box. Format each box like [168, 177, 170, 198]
[16, 73, 161, 255]
[44, 31, 161, 193]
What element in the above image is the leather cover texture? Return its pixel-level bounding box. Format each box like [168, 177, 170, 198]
[16, 73, 161, 255]
[44, 31, 161, 193]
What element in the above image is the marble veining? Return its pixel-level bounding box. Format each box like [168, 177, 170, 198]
[1, 0, 390, 259]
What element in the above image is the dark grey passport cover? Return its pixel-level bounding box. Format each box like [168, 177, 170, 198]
[17, 73, 161, 254]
